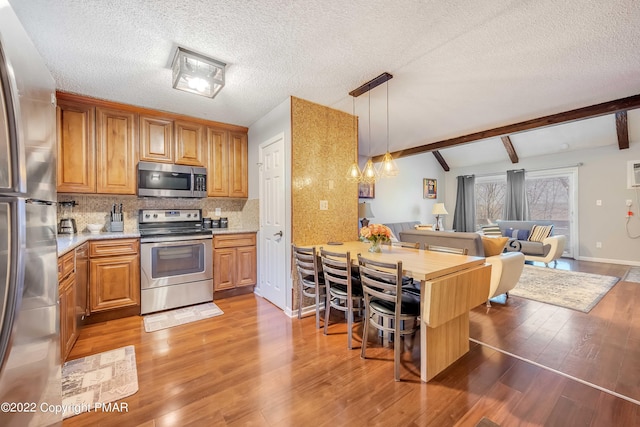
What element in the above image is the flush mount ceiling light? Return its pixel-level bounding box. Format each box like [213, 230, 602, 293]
[172, 47, 226, 98]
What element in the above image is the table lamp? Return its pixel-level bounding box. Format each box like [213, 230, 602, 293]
[432, 203, 448, 231]
[358, 202, 374, 227]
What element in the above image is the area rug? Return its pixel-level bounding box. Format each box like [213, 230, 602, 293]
[143, 302, 224, 332]
[61, 345, 138, 419]
[509, 265, 619, 312]
[624, 266, 640, 283]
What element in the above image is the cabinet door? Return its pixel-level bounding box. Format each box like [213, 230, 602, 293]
[57, 101, 95, 193]
[207, 127, 229, 197]
[229, 132, 248, 198]
[96, 107, 138, 194]
[90, 254, 140, 312]
[214, 248, 236, 291]
[60, 274, 77, 361]
[140, 116, 173, 163]
[236, 246, 257, 287]
[175, 120, 206, 166]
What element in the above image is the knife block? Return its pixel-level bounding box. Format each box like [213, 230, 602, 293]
[110, 220, 124, 232]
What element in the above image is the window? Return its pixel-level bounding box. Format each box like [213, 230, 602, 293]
[475, 175, 506, 228]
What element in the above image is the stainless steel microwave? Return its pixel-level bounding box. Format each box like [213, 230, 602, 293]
[138, 161, 207, 198]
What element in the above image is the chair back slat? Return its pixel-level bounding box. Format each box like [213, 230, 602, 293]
[426, 245, 468, 255]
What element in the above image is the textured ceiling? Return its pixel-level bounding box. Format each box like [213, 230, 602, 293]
[8, 0, 640, 165]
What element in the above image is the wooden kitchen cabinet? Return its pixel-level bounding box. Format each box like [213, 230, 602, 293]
[89, 239, 140, 313]
[207, 128, 248, 198]
[58, 250, 78, 361]
[96, 107, 138, 194]
[213, 233, 256, 291]
[56, 100, 96, 193]
[229, 132, 248, 198]
[139, 115, 174, 163]
[207, 127, 229, 197]
[175, 120, 206, 166]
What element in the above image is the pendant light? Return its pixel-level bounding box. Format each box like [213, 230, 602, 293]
[346, 95, 362, 182]
[377, 80, 399, 177]
[360, 89, 379, 183]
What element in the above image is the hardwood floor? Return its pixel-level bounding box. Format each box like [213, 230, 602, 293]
[64, 259, 639, 426]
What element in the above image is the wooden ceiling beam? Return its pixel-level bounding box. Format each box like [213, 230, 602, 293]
[372, 93, 640, 162]
[616, 111, 629, 150]
[432, 151, 450, 171]
[501, 136, 519, 163]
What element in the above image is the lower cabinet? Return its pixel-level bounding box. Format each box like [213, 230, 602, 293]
[89, 239, 140, 313]
[58, 250, 77, 361]
[213, 233, 257, 291]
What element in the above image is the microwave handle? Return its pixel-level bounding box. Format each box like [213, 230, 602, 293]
[191, 169, 195, 196]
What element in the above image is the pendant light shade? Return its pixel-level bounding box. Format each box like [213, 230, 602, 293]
[377, 80, 399, 178]
[346, 96, 362, 182]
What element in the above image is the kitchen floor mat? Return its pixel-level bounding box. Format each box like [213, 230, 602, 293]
[143, 302, 224, 332]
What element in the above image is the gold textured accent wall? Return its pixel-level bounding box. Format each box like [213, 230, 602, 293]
[291, 97, 358, 245]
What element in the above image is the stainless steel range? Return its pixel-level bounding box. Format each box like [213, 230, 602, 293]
[139, 209, 213, 315]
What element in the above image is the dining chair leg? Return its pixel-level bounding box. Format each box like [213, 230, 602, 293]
[347, 299, 353, 349]
[315, 291, 320, 329]
[394, 324, 401, 381]
[360, 305, 369, 359]
[298, 285, 303, 320]
[323, 294, 331, 336]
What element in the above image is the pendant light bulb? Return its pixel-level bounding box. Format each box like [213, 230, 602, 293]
[378, 79, 399, 178]
[346, 95, 362, 183]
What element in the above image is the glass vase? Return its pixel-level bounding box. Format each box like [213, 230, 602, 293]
[368, 240, 382, 253]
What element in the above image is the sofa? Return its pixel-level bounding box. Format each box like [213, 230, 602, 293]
[395, 227, 525, 306]
[494, 220, 566, 267]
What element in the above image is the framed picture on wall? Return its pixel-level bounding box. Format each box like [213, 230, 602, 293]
[423, 178, 437, 199]
[358, 182, 375, 198]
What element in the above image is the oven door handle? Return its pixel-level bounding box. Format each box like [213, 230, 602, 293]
[140, 234, 212, 244]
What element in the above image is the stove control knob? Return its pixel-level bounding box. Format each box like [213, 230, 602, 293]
[145, 214, 150, 218]
[187, 213, 191, 218]
[153, 214, 158, 218]
[193, 213, 198, 218]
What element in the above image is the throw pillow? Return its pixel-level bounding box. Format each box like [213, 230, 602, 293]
[504, 227, 530, 240]
[480, 224, 502, 237]
[481, 236, 509, 256]
[528, 224, 553, 242]
[415, 224, 433, 230]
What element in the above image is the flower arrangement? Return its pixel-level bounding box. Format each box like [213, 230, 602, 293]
[360, 224, 392, 244]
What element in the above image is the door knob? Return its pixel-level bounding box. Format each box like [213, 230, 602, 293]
[274, 231, 283, 238]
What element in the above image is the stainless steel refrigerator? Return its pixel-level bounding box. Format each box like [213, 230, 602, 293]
[0, 0, 62, 425]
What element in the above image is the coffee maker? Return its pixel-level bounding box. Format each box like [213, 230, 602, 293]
[58, 201, 78, 234]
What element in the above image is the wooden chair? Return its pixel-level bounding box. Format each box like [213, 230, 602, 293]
[320, 248, 363, 349]
[292, 244, 325, 329]
[426, 245, 468, 255]
[387, 241, 420, 249]
[358, 255, 420, 381]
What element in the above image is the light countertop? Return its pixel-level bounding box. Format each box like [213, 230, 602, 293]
[57, 228, 258, 256]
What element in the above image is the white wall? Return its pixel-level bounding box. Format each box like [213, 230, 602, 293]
[247, 97, 293, 308]
[360, 153, 447, 226]
[444, 143, 640, 266]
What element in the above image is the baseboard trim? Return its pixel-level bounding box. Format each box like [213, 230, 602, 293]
[575, 255, 640, 267]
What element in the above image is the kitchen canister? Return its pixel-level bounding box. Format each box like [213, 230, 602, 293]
[211, 218, 220, 228]
[220, 217, 228, 228]
[203, 218, 212, 229]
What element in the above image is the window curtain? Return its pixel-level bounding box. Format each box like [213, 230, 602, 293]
[504, 169, 529, 220]
[453, 175, 476, 232]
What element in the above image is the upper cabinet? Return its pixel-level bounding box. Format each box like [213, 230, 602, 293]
[57, 100, 137, 195]
[139, 115, 173, 163]
[229, 132, 248, 198]
[175, 120, 206, 167]
[56, 92, 248, 198]
[57, 101, 96, 193]
[96, 107, 138, 194]
[207, 129, 248, 198]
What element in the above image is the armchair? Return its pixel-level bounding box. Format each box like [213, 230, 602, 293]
[485, 251, 525, 306]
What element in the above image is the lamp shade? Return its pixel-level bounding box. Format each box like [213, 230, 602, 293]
[432, 203, 448, 215]
[358, 202, 374, 218]
[172, 47, 226, 98]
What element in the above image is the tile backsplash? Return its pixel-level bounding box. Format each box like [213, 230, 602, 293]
[57, 194, 259, 233]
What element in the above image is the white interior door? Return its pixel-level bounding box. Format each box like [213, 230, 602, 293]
[258, 133, 286, 309]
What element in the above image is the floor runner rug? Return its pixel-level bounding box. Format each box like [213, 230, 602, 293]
[62, 345, 138, 419]
[143, 302, 224, 332]
[509, 265, 619, 312]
